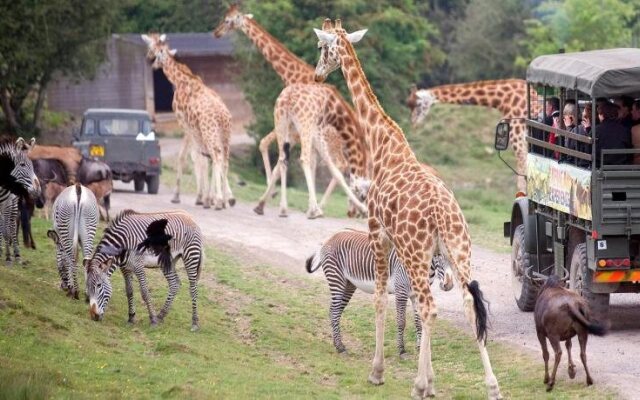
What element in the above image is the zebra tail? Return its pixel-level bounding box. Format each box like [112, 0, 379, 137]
[305, 247, 323, 273]
[467, 280, 489, 344]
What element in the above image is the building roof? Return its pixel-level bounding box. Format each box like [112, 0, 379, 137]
[526, 48, 640, 97]
[116, 32, 234, 57]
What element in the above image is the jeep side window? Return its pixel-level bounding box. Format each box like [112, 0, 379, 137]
[142, 120, 152, 134]
[82, 119, 96, 135]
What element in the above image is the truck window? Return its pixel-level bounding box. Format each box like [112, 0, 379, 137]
[98, 118, 139, 136]
[142, 120, 153, 134]
[82, 119, 96, 135]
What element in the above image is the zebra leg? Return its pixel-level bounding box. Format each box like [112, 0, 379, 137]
[409, 291, 423, 352]
[122, 270, 136, 324]
[188, 269, 200, 332]
[134, 267, 158, 326]
[395, 286, 410, 358]
[157, 266, 180, 322]
[329, 281, 356, 353]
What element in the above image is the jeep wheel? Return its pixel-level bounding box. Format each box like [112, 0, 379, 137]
[569, 243, 610, 322]
[146, 175, 160, 195]
[511, 224, 538, 311]
[134, 177, 145, 193]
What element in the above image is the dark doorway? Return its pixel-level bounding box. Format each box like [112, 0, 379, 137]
[153, 69, 174, 112]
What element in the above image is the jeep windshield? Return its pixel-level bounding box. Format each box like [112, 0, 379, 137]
[81, 109, 153, 137]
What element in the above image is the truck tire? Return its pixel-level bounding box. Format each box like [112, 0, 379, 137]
[569, 243, 610, 322]
[146, 175, 160, 195]
[134, 177, 145, 193]
[511, 224, 538, 311]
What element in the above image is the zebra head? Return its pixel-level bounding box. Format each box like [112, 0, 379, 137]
[85, 249, 118, 321]
[349, 175, 371, 203]
[0, 137, 41, 199]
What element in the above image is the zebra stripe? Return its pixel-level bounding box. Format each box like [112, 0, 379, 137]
[47, 183, 99, 299]
[85, 209, 204, 331]
[306, 229, 454, 355]
[0, 194, 19, 265]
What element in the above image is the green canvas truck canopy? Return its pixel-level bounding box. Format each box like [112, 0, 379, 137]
[526, 48, 640, 97]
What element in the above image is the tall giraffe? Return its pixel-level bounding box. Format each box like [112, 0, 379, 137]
[142, 34, 234, 209]
[406, 80, 541, 192]
[214, 5, 370, 215]
[254, 83, 368, 218]
[314, 20, 502, 399]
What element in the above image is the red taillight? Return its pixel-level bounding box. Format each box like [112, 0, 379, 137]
[599, 258, 631, 268]
[149, 157, 160, 166]
[591, 230, 599, 239]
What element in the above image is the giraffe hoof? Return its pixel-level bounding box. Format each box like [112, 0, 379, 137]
[279, 211, 288, 218]
[171, 196, 180, 204]
[253, 205, 264, 215]
[411, 385, 435, 399]
[306, 209, 324, 219]
[195, 199, 204, 206]
[367, 372, 384, 386]
[228, 198, 236, 207]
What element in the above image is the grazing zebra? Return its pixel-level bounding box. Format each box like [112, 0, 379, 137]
[306, 229, 454, 356]
[0, 137, 41, 265]
[46, 183, 99, 299]
[85, 210, 204, 331]
[0, 194, 19, 265]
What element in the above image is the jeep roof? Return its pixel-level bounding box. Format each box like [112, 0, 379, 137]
[526, 48, 640, 97]
[83, 108, 151, 120]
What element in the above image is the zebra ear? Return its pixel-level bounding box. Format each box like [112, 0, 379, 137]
[47, 230, 59, 244]
[15, 137, 25, 151]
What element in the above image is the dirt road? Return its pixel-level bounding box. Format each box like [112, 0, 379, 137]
[110, 140, 639, 399]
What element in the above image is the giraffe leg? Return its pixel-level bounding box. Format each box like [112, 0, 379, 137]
[300, 138, 323, 219]
[223, 155, 235, 207]
[172, 133, 191, 204]
[368, 225, 391, 386]
[319, 177, 337, 209]
[191, 147, 207, 206]
[254, 161, 282, 215]
[260, 131, 276, 185]
[320, 148, 367, 215]
[211, 155, 225, 210]
[278, 154, 289, 217]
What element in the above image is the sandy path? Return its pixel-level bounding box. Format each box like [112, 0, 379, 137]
[108, 141, 639, 399]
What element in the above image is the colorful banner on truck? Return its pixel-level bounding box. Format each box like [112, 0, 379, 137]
[527, 153, 592, 220]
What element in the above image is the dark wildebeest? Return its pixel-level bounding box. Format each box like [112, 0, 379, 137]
[77, 157, 112, 222]
[534, 274, 608, 391]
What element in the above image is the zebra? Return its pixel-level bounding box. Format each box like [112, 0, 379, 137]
[0, 137, 41, 265]
[0, 194, 19, 265]
[85, 209, 204, 331]
[306, 229, 454, 356]
[46, 183, 99, 299]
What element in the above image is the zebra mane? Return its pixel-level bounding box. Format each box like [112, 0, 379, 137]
[106, 209, 138, 231]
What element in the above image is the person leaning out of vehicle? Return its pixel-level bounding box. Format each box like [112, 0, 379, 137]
[596, 102, 632, 167]
[631, 99, 640, 165]
[614, 95, 634, 130]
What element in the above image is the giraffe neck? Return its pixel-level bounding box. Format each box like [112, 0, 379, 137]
[337, 38, 413, 176]
[241, 18, 315, 85]
[327, 86, 368, 178]
[430, 79, 528, 117]
[161, 56, 198, 89]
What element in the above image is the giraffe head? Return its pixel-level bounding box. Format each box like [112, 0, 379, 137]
[406, 86, 437, 126]
[141, 33, 176, 70]
[213, 4, 253, 37]
[350, 175, 371, 203]
[313, 19, 368, 83]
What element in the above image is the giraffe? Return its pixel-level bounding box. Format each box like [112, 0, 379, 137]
[172, 132, 208, 205]
[141, 34, 234, 210]
[314, 20, 502, 399]
[254, 83, 368, 218]
[406, 80, 541, 192]
[214, 5, 370, 215]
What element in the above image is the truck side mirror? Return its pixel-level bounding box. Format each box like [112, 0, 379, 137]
[495, 122, 510, 151]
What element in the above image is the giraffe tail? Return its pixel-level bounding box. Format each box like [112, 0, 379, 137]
[467, 280, 489, 344]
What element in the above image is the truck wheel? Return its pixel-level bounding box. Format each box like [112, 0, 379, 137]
[134, 177, 145, 193]
[569, 243, 610, 322]
[511, 224, 538, 311]
[146, 175, 160, 195]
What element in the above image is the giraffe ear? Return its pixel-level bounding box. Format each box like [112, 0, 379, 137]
[314, 28, 336, 43]
[141, 34, 152, 45]
[169, 49, 177, 56]
[346, 29, 368, 44]
[159, 34, 167, 43]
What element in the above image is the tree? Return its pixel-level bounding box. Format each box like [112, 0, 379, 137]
[448, 0, 533, 82]
[0, 0, 121, 135]
[517, 0, 636, 68]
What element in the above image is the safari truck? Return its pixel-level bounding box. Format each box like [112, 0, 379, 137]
[495, 48, 640, 321]
[73, 109, 161, 194]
